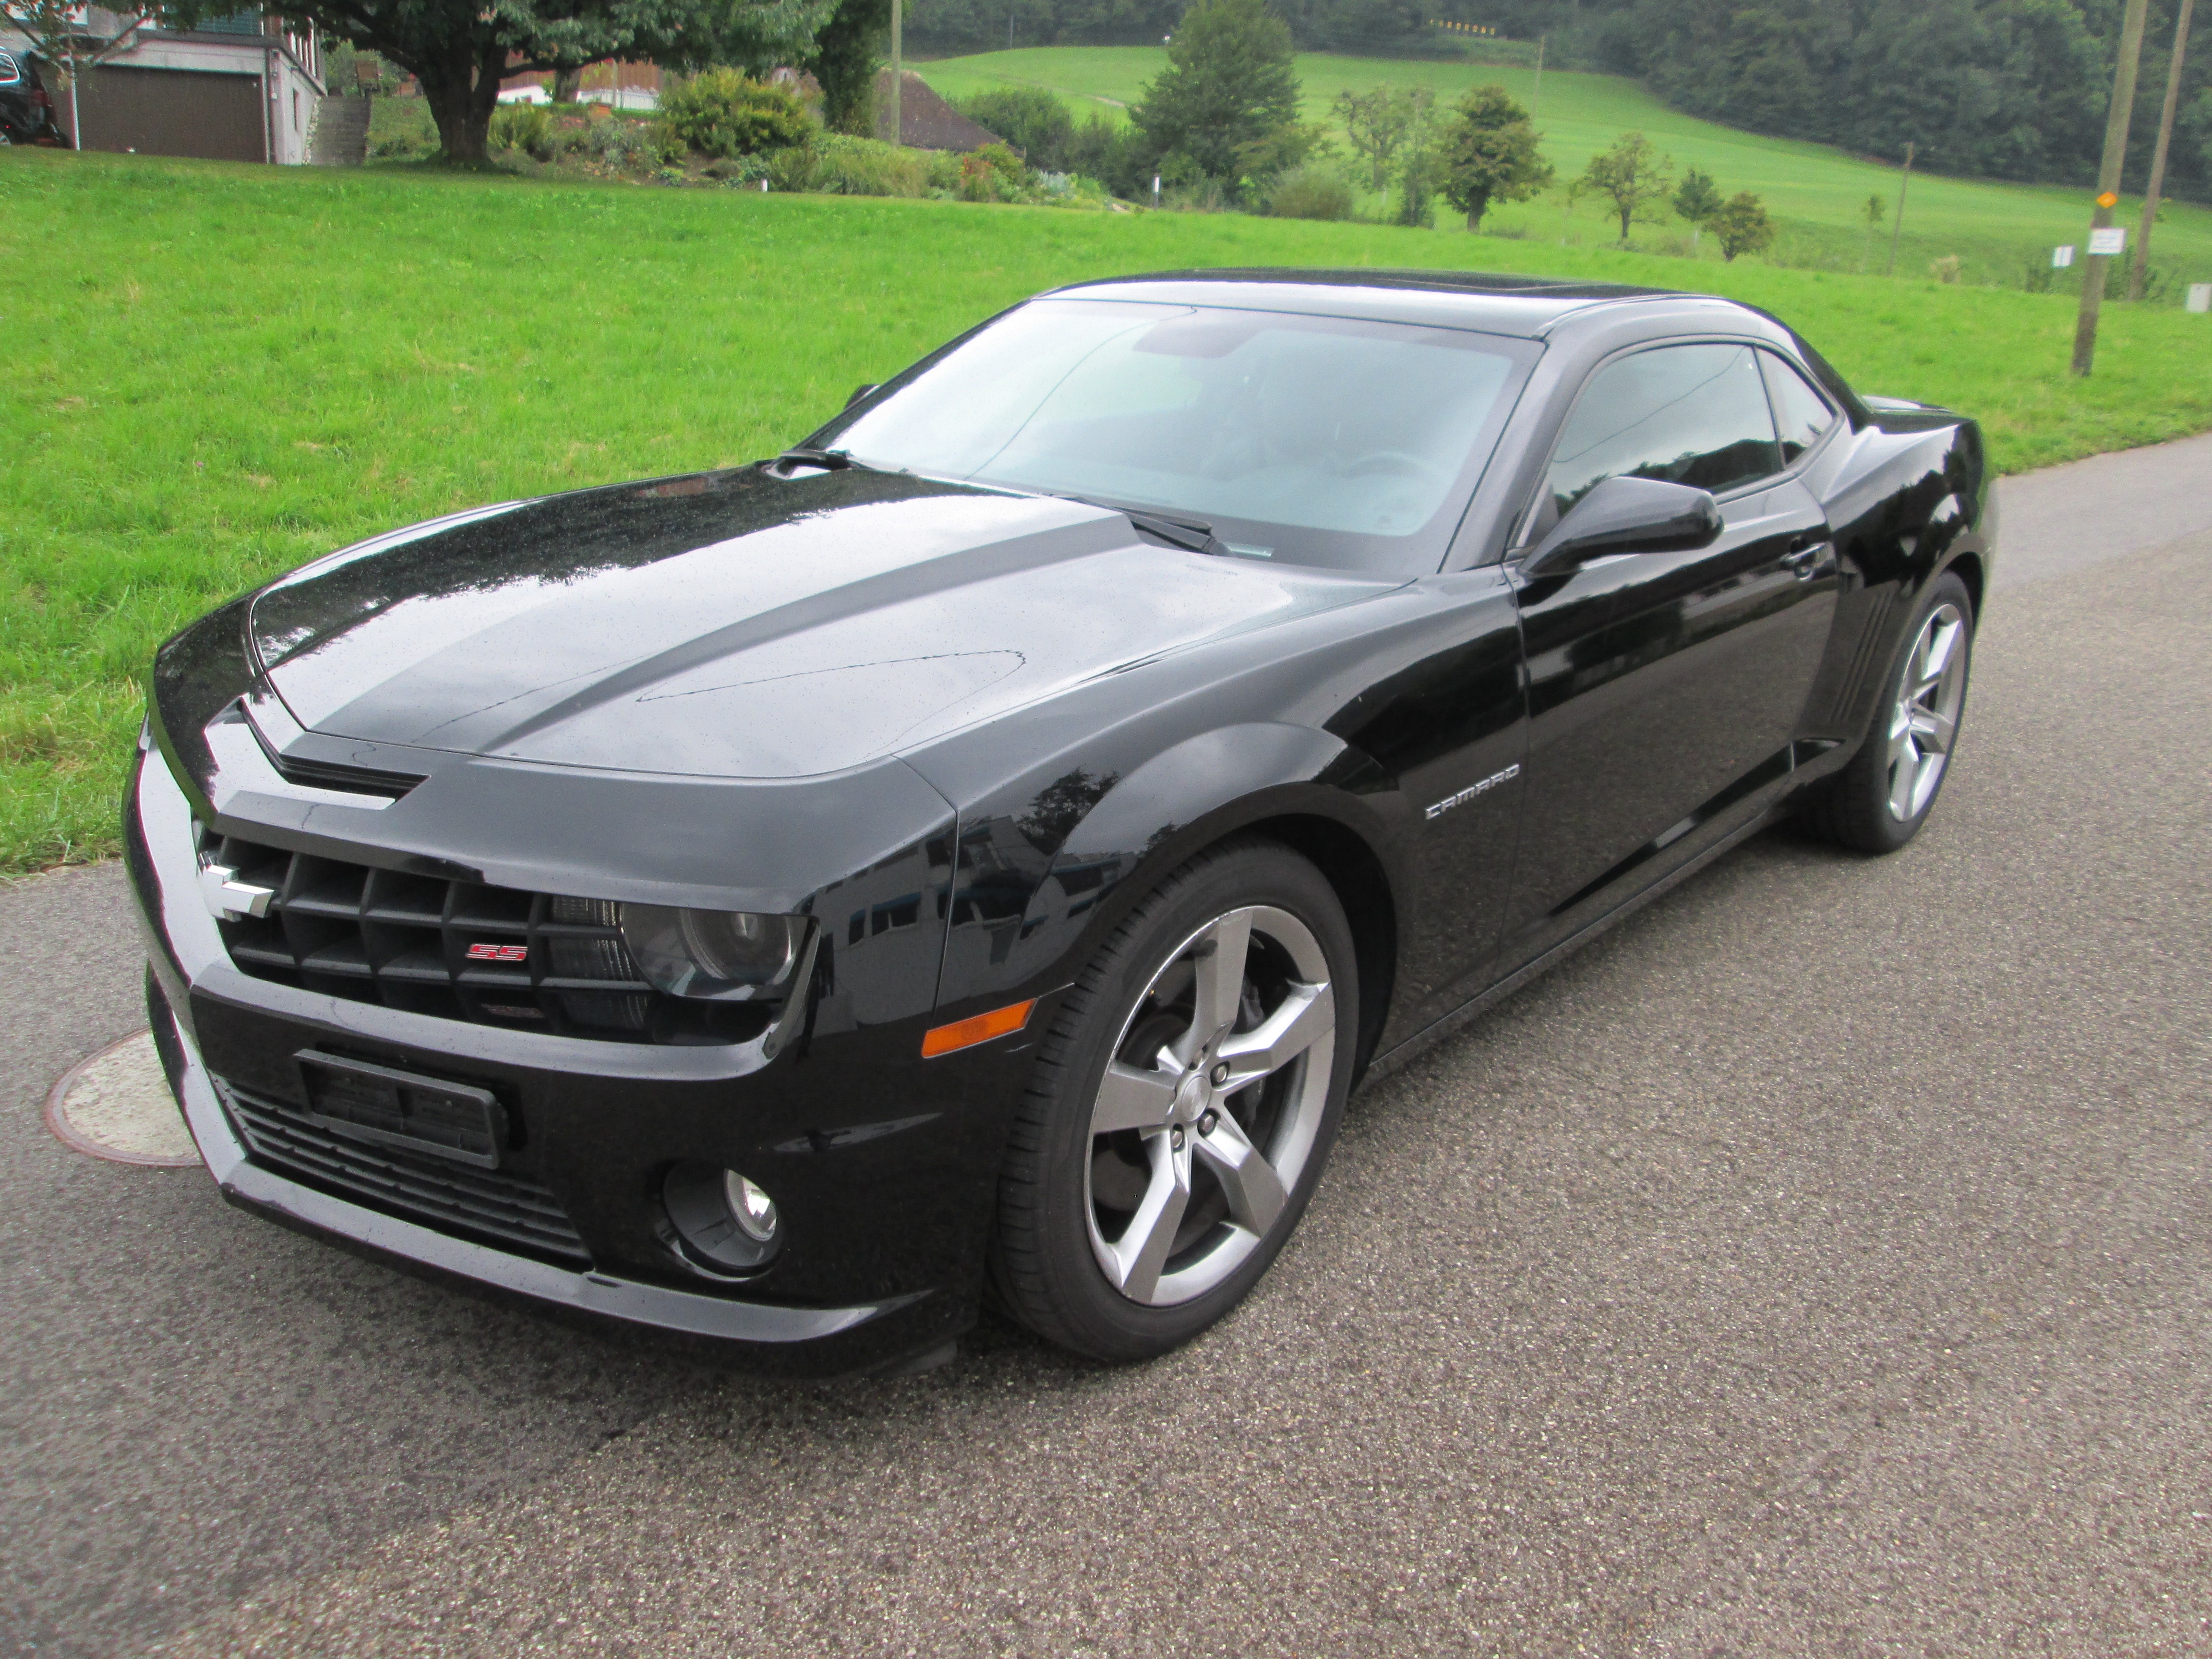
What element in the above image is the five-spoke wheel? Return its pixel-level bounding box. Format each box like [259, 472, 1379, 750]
[1084, 904, 1335, 1307]
[990, 840, 1357, 1360]
[1883, 600, 1968, 823]
[1807, 569, 1976, 854]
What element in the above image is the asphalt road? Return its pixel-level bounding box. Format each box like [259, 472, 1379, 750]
[4, 442, 2209, 1658]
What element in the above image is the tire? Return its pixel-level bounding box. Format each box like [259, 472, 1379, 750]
[990, 838, 1358, 1361]
[1807, 570, 1975, 854]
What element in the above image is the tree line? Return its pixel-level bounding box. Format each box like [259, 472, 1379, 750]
[910, 0, 2212, 202]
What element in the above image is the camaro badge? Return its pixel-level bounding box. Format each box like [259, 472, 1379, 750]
[1426, 764, 1521, 821]
[465, 942, 529, 962]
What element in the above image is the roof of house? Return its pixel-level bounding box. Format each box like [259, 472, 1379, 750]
[872, 70, 1002, 154]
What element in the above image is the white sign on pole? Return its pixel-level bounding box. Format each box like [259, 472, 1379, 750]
[2188, 284, 2212, 314]
[2088, 226, 2127, 257]
[2052, 245, 2075, 268]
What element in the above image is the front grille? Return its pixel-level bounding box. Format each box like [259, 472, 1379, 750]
[216, 1075, 591, 1266]
[208, 832, 762, 1045]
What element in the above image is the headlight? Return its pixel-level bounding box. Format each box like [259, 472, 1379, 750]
[616, 906, 809, 1002]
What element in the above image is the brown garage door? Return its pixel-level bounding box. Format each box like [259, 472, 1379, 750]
[79, 65, 264, 163]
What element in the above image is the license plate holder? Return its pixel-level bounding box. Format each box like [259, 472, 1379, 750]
[295, 1051, 506, 1169]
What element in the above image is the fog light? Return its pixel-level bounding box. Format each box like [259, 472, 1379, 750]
[661, 1161, 782, 1273]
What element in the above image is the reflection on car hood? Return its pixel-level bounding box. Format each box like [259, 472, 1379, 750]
[250, 467, 1400, 780]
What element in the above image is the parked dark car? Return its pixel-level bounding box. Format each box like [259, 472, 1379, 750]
[131, 270, 1992, 1374]
[0, 48, 70, 146]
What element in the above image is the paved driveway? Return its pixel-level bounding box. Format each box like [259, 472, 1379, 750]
[3, 437, 2209, 1657]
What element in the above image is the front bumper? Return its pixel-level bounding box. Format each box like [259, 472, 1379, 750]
[127, 748, 1049, 1376]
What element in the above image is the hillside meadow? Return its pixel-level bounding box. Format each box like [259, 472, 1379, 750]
[4, 147, 2209, 872]
[919, 47, 2212, 295]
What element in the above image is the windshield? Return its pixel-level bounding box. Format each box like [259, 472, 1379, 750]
[814, 297, 1537, 574]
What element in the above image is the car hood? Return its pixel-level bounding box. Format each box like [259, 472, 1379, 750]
[250, 467, 1402, 781]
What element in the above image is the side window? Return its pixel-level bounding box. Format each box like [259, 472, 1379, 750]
[1542, 344, 1782, 529]
[1759, 350, 1840, 464]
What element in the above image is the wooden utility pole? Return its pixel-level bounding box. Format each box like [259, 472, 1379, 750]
[1530, 34, 1544, 121]
[890, 0, 902, 146]
[1885, 142, 1914, 276]
[2129, 0, 2193, 301]
[2074, 0, 2153, 374]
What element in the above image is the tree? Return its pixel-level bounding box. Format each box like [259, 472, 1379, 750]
[1860, 192, 1886, 271]
[1672, 164, 1722, 248]
[1578, 131, 1675, 244]
[1334, 84, 1414, 193]
[1394, 84, 1439, 227]
[1130, 0, 1307, 199]
[807, 0, 887, 135]
[1709, 191, 1777, 261]
[1437, 84, 1552, 232]
[166, 0, 835, 165]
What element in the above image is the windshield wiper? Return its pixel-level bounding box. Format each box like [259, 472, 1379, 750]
[773, 445, 860, 474]
[1053, 493, 1228, 556]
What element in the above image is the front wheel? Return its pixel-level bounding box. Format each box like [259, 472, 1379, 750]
[989, 840, 1358, 1361]
[1808, 570, 1975, 853]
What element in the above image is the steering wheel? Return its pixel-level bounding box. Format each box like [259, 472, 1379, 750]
[1345, 450, 1447, 487]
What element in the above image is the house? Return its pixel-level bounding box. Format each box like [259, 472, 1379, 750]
[872, 69, 1002, 153]
[4, 6, 324, 164]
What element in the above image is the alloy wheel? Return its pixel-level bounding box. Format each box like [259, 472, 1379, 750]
[1082, 905, 1335, 1307]
[1885, 601, 1968, 822]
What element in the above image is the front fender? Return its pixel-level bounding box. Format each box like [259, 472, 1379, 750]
[932, 722, 1403, 1016]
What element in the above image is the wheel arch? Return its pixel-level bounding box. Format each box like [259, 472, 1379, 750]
[941, 721, 1410, 1075]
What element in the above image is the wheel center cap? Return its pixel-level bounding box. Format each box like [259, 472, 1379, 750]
[1172, 1070, 1210, 1123]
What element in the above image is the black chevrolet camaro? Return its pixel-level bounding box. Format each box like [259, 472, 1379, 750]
[131, 270, 1992, 1373]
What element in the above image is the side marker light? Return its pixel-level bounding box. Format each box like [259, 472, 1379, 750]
[921, 999, 1037, 1058]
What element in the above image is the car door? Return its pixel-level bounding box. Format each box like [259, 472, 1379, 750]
[1502, 340, 1841, 961]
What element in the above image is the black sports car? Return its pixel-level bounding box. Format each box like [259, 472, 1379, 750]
[131, 270, 1991, 1373]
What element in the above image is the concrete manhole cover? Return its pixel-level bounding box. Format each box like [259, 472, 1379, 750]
[45, 1031, 200, 1167]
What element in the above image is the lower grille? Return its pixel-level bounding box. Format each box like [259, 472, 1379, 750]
[216, 1075, 591, 1266]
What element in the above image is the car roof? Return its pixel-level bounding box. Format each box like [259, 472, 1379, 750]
[1046, 268, 1759, 341]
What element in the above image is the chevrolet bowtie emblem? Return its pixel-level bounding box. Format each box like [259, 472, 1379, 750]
[199, 861, 276, 922]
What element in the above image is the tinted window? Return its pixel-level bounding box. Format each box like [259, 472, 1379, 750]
[1760, 350, 1839, 463]
[1544, 344, 1781, 523]
[821, 298, 1537, 575]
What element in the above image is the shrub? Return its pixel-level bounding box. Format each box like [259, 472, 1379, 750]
[769, 133, 931, 197]
[1709, 191, 1777, 262]
[957, 143, 1032, 203]
[565, 112, 682, 171]
[1266, 164, 1352, 221]
[490, 101, 558, 161]
[1930, 254, 1963, 283]
[958, 86, 1076, 168]
[659, 69, 812, 159]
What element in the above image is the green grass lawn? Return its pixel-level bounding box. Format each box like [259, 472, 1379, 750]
[919, 47, 2212, 296]
[4, 147, 2210, 874]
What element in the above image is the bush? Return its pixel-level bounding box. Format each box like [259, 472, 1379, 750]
[957, 143, 1032, 203]
[490, 102, 558, 161]
[1929, 254, 1963, 283]
[769, 133, 932, 197]
[658, 69, 812, 159]
[1266, 164, 1352, 220]
[958, 86, 1076, 168]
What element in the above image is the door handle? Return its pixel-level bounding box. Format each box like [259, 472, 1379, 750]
[1781, 536, 1827, 579]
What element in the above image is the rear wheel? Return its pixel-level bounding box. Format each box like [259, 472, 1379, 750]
[1808, 571, 1974, 854]
[990, 840, 1357, 1361]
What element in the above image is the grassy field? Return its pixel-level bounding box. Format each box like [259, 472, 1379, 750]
[4, 148, 2210, 874]
[919, 47, 2212, 296]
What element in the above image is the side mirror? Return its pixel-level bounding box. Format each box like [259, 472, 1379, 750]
[845, 383, 879, 409]
[1520, 475, 1723, 578]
